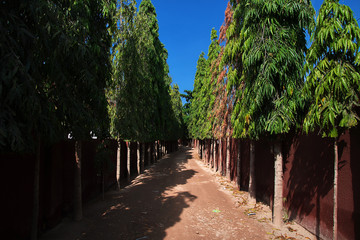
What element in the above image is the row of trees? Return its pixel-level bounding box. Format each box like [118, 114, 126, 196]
[1, 0, 183, 239]
[185, 0, 360, 239]
[107, 0, 183, 189]
[108, 0, 183, 144]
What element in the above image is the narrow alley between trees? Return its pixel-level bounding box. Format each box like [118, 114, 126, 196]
[40, 147, 315, 240]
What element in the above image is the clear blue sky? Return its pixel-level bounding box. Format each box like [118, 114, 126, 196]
[143, 0, 360, 101]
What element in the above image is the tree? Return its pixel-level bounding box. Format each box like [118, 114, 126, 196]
[111, 0, 144, 142]
[110, 0, 179, 183]
[303, 0, 360, 238]
[212, 2, 235, 177]
[189, 52, 207, 141]
[198, 29, 221, 140]
[181, 90, 193, 140]
[139, 0, 169, 142]
[170, 84, 184, 140]
[1, 0, 115, 237]
[229, 0, 314, 225]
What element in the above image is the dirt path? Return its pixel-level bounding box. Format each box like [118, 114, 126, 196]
[40, 147, 276, 240]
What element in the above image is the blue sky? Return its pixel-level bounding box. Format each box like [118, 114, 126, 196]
[144, 0, 360, 101]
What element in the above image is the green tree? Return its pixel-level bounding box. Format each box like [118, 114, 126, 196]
[170, 83, 184, 140]
[112, 0, 145, 141]
[201, 29, 221, 140]
[181, 90, 193, 139]
[212, 3, 235, 178]
[111, 0, 152, 186]
[229, 0, 314, 225]
[189, 52, 207, 140]
[139, 0, 168, 141]
[303, 0, 360, 238]
[110, 0, 179, 184]
[1, 0, 115, 237]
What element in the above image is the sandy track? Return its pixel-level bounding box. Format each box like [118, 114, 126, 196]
[41, 147, 271, 240]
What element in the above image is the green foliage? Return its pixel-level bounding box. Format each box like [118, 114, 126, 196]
[188, 52, 207, 139]
[230, 0, 314, 139]
[0, 0, 115, 152]
[169, 84, 184, 140]
[0, 1, 45, 151]
[109, 0, 182, 142]
[188, 29, 222, 140]
[181, 90, 193, 139]
[203, 29, 222, 139]
[110, 0, 145, 141]
[303, 0, 360, 138]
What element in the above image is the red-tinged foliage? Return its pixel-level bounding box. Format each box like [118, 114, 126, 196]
[210, 48, 224, 82]
[219, 2, 233, 44]
[209, 2, 236, 139]
[218, 68, 227, 84]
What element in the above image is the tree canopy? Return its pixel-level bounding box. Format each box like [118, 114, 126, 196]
[1, 0, 116, 151]
[108, 0, 183, 143]
[303, 0, 360, 137]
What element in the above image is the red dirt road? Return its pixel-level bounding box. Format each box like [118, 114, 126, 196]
[41, 147, 268, 240]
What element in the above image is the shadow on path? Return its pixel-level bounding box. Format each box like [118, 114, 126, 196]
[43, 147, 197, 240]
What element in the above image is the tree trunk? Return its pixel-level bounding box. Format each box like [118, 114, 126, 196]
[137, 142, 140, 175]
[147, 143, 151, 166]
[116, 140, 121, 190]
[219, 139, 222, 175]
[197, 139, 200, 155]
[156, 140, 161, 160]
[273, 141, 283, 226]
[237, 140, 241, 189]
[210, 139, 213, 168]
[219, 138, 223, 176]
[213, 139, 216, 171]
[208, 139, 211, 166]
[204, 140, 207, 164]
[74, 140, 83, 221]
[102, 170, 105, 200]
[333, 138, 339, 240]
[155, 141, 157, 160]
[199, 140, 201, 159]
[203, 140, 206, 163]
[141, 143, 145, 171]
[159, 141, 162, 158]
[249, 140, 256, 205]
[226, 137, 231, 180]
[153, 142, 156, 162]
[127, 141, 131, 182]
[202, 140, 204, 160]
[31, 138, 41, 240]
[162, 142, 165, 156]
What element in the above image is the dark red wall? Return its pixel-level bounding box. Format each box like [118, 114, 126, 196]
[0, 139, 119, 240]
[1, 153, 34, 240]
[350, 127, 360, 240]
[226, 129, 359, 240]
[230, 138, 238, 181]
[120, 140, 127, 179]
[254, 139, 274, 208]
[212, 128, 359, 239]
[239, 140, 250, 191]
[283, 133, 334, 239]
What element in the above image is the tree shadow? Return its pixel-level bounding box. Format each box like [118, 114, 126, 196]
[63, 147, 197, 240]
[283, 133, 334, 239]
[350, 127, 360, 240]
